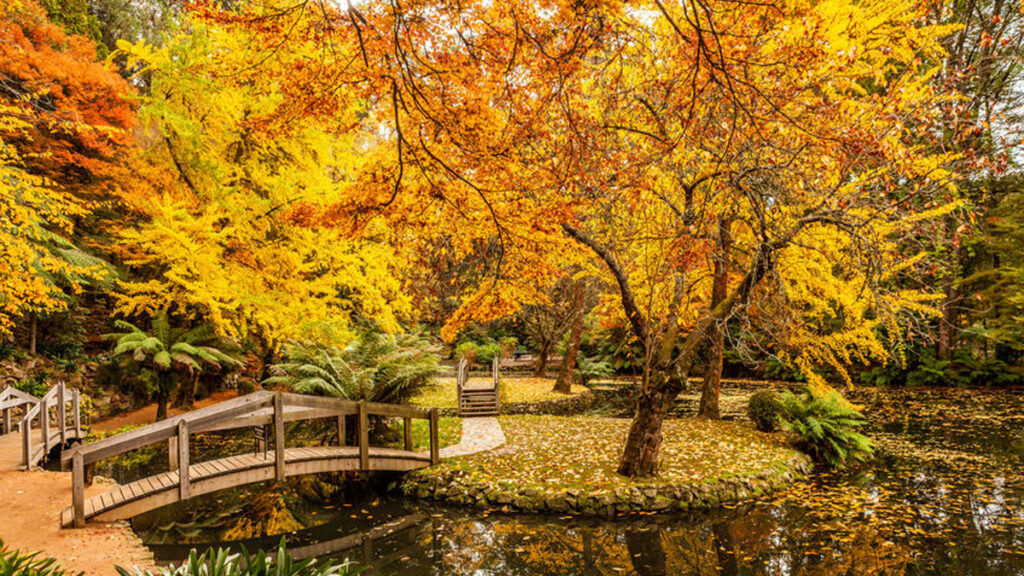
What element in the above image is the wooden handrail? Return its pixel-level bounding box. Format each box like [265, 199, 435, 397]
[19, 382, 82, 469]
[67, 389, 442, 528]
[62, 390, 275, 466]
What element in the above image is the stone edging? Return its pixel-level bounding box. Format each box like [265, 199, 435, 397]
[437, 390, 594, 417]
[401, 452, 813, 516]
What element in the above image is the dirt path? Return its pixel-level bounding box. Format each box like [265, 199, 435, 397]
[0, 470, 157, 575]
[0, 393, 241, 574]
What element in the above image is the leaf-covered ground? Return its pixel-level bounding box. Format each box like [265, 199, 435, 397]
[427, 415, 800, 492]
[413, 377, 588, 409]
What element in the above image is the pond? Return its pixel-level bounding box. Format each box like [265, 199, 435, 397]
[131, 386, 1023, 575]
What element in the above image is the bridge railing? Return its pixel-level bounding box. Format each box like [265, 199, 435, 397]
[61, 390, 439, 528]
[0, 386, 39, 434]
[19, 382, 81, 468]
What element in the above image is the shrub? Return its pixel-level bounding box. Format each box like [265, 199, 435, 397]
[266, 331, 441, 405]
[575, 356, 613, 387]
[454, 340, 500, 366]
[777, 388, 874, 468]
[0, 539, 79, 576]
[747, 390, 782, 432]
[115, 539, 353, 576]
[15, 374, 49, 398]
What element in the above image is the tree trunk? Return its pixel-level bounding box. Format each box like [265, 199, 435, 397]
[937, 275, 956, 360]
[533, 341, 551, 377]
[155, 372, 173, 421]
[698, 219, 732, 419]
[29, 313, 37, 355]
[617, 371, 685, 477]
[554, 281, 586, 393]
[175, 373, 197, 409]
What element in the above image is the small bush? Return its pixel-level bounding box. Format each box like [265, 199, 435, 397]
[15, 374, 49, 398]
[0, 539, 79, 576]
[575, 356, 613, 387]
[777, 388, 874, 469]
[747, 390, 782, 432]
[115, 539, 353, 576]
[455, 341, 500, 365]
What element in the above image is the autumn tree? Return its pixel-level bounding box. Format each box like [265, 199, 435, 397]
[113, 15, 413, 366]
[187, 0, 959, 478]
[0, 0, 130, 345]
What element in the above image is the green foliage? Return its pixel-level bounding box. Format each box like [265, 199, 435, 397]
[747, 390, 782, 432]
[454, 340, 501, 366]
[0, 539, 80, 576]
[764, 358, 807, 382]
[114, 538, 353, 576]
[15, 374, 49, 398]
[859, 350, 1024, 388]
[266, 332, 441, 405]
[777, 388, 874, 469]
[574, 356, 613, 387]
[107, 311, 240, 419]
[36, 0, 104, 54]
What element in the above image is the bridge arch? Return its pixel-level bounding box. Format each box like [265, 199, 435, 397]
[60, 391, 439, 528]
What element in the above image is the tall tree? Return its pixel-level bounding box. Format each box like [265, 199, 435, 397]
[192, 0, 960, 478]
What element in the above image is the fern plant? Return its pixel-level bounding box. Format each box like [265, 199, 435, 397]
[777, 388, 874, 468]
[265, 331, 441, 405]
[115, 539, 353, 576]
[0, 539, 80, 576]
[107, 311, 240, 420]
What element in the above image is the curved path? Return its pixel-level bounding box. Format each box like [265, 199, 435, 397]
[440, 416, 506, 458]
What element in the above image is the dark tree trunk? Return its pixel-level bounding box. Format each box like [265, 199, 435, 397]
[533, 341, 551, 377]
[176, 373, 197, 409]
[617, 371, 685, 477]
[29, 313, 37, 355]
[698, 219, 732, 419]
[155, 372, 173, 421]
[937, 276, 957, 360]
[554, 281, 586, 393]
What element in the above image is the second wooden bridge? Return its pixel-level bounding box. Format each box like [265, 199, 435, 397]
[59, 391, 440, 528]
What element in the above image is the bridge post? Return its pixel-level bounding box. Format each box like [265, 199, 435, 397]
[72, 389, 81, 438]
[403, 417, 412, 451]
[21, 420, 30, 469]
[429, 408, 439, 465]
[273, 392, 285, 482]
[168, 436, 178, 470]
[177, 420, 190, 499]
[41, 394, 49, 457]
[72, 447, 85, 528]
[58, 382, 66, 446]
[358, 400, 369, 470]
[337, 414, 346, 446]
[2, 406, 9, 435]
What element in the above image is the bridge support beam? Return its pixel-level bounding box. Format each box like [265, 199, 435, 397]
[358, 400, 369, 470]
[429, 408, 439, 465]
[274, 392, 285, 482]
[177, 420, 190, 499]
[72, 448, 85, 528]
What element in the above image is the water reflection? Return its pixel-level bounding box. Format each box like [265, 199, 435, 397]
[139, 388, 1024, 575]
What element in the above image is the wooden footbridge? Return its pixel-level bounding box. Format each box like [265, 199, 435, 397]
[58, 390, 440, 528]
[0, 382, 84, 470]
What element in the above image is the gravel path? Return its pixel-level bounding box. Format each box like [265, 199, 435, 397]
[440, 416, 506, 458]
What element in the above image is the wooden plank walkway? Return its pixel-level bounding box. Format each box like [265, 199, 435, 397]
[59, 445, 430, 527]
[59, 392, 441, 528]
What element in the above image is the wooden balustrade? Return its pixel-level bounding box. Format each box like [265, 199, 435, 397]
[63, 390, 441, 528]
[15, 382, 81, 469]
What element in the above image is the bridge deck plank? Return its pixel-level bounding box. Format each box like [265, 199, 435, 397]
[63, 445, 428, 526]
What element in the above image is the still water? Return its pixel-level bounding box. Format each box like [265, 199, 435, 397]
[130, 387, 1023, 575]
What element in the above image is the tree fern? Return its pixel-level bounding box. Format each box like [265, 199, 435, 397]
[106, 310, 240, 420]
[265, 331, 441, 405]
[777, 388, 874, 468]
